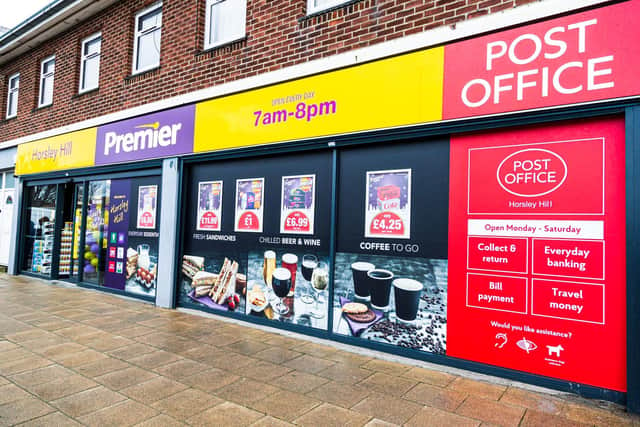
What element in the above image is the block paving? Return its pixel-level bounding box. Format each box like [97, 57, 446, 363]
[0, 274, 637, 426]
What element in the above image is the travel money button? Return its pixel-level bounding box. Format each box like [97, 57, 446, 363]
[531, 279, 604, 324]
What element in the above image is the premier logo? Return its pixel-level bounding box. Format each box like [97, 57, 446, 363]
[103, 121, 182, 155]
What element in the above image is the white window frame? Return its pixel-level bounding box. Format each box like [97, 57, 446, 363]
[38, 55, 55, 108]
[6, 73, 19, 119]
[132, 2, 163, 75]
[79, 32, 102, 93]
[307, 0, 349, 14]
[204, 0, 247, 50]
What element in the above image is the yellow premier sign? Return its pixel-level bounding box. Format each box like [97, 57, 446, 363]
[16, 128, 97, 175]
[194, 47, 444, 152]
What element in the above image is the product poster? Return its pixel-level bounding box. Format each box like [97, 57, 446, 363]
[447, 117, 626, 392]
[197, 181, 223, 231]
[137, 185, 158, 229]
[103, 179, 130, 290]
[235, 178, 264, 233]
[179, 151, 332, 331]
[333, 140, 449, 354]
[280, 174, 315, 235]
[365, 169, 411, 239]
[125, 178, 162, 298]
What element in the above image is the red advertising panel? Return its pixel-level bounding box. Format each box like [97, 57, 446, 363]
[443, 1, 640, 119]
[448, 117, 626, 391]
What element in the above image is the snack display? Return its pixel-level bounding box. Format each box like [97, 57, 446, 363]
[58, 222, 73, 275]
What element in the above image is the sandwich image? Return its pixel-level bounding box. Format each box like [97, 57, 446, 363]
[192, 270, 217, 289]
[182, 255, 205, 279]
[210, 257, 238, 304]
[126, 248, 138, 279]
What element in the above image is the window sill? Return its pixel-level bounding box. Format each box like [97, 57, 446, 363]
[0, 115, 17, 125]
[196, 37, 246, 58]
[33, 104, 53, 113]
[300, 0, 363, 23]
[73, 88, 99, 99]
[125, 66, 161, 82]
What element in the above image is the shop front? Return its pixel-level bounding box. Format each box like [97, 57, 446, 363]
[9, 0, 640, 410]
[171, 0, 640, 407]
[15, 105, 196, 301]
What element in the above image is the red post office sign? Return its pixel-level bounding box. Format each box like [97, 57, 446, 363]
[447, 117, 626, 392]
[443, 1, 640, 119]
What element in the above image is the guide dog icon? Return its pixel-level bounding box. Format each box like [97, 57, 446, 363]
[546, 344, 564, 357]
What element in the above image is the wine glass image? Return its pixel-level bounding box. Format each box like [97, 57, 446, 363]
[263, 250, 277, 303]
[271, 267, 292, 315]
[310, 261, 329, 319]
[300, 254, 318, 304]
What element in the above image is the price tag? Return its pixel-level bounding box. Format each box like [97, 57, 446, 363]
[237, 211, 260, 231]
[369, 212, 405, 236]
[283, 211, 311, 233]
[139, 211, 154, 228]
[199, 211, 219, 230]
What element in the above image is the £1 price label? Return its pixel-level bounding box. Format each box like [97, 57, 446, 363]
[238, 212, 260, 230]
[284, 211, 310, 232]
[370, 212, 405, 236]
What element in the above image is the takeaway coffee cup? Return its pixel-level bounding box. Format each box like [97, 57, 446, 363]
[367, 269, 394, 310]
[351, 262, 375, 300]
[393, 278, 423, 322]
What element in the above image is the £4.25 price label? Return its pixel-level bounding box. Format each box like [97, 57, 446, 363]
[237, 212, 260, 231]
[284, 211, 310, 233]
[369, 212, 405, 236]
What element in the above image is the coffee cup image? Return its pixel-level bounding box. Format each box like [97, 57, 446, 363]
[367, 269, 394, 310]
[392, 278, 423, 322]
[351, 262, 375, 300]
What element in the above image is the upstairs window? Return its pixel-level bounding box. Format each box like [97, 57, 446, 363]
[6, 73, 19, 119]
[204, 0, 247, 49]
[79, 33, 102, 93]
[307, 0, 349, 14]
[133, 3, 162, 74]
[38, 56, 55, 108]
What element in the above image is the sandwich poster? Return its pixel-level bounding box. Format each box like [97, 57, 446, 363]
[235, 178, 264, 233]
[365, 169, 411, 239]
[197, 181, 223, 231]
[280, 174, 316, 235]
[137, 185, 158, 229]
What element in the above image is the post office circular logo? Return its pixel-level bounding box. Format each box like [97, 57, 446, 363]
[496, 148, 567, 197]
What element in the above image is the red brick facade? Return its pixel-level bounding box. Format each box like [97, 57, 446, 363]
[0, 0, 541, 143]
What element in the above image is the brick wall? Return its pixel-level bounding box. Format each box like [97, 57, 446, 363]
[0, 0, 542, 143]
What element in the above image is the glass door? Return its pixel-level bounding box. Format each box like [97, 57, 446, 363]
[71, 183, 85, 280]
[83, 180, 111, 286]
[22, 184, 58, 277]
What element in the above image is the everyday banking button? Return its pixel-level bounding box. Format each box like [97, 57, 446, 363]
[533, 239, 604, 280]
